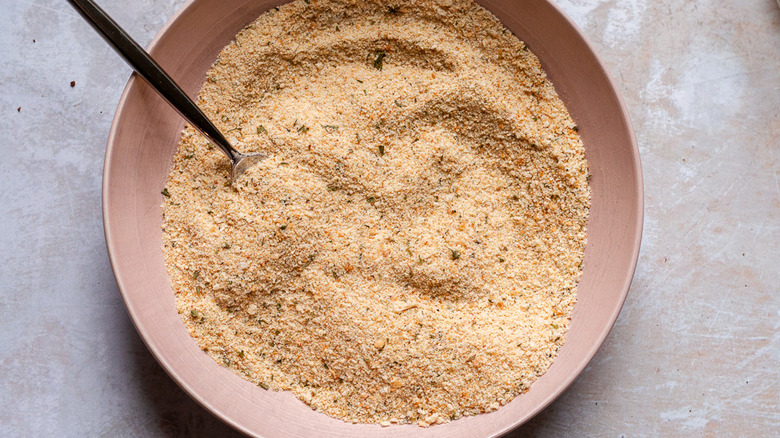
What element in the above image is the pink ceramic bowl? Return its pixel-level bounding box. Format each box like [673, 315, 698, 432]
[103, 0, 642, 436]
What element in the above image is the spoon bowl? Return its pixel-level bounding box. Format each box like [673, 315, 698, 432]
[231, 151, 267, 181]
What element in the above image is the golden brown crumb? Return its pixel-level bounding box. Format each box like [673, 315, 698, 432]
[162, 0, 589, 427]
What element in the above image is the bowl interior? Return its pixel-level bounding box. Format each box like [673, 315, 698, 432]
[103, 0, 642, 436]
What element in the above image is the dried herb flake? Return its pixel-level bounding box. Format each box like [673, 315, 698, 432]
[373, 51, 386, 70]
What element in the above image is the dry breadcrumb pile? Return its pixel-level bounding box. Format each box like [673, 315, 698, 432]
[162, 0, 589, 427]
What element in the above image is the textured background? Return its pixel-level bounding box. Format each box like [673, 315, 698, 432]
[0, 0, 778, 436]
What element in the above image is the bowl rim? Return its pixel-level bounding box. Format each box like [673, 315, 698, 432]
[103, 0, 643, 435]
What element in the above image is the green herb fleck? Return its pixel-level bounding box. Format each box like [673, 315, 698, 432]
[280, 224, 287, 230]
[323, 362, 329, 369]
[238, 350, 245, 358]
[378, 145, 385, 156]
[190, 309, 201, 318]
[394, 99, 403, 107]
[259, 382, 269, 390]
[450, 249, 460, 260]
[322, 124, 339, 132]
[373, 51, 386, 70]
[366, 196, 376, 204]
[223, 357, 231, 366]
[161, 188, 170, 198]
[257, 125, 267, 134]
[297, 124, 309, 133]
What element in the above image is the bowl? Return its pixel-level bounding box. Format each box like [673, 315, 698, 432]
[103, 0, 643, 436]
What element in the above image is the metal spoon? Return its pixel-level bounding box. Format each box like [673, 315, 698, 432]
[67, 0, 264, 181]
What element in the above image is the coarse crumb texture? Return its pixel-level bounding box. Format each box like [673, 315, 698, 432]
[162, 0, 589, 427]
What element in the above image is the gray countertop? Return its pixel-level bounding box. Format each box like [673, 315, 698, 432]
[1, 0, 778, 436]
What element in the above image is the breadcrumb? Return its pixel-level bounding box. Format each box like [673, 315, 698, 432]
[162, 0, 589, 427]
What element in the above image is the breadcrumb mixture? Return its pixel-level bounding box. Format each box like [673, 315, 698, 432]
[162, 0, 589, 427]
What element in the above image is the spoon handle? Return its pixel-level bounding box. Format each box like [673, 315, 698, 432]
[66, 0, 239, 161]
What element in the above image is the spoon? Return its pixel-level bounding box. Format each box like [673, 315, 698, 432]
[67, 0, 265, 181]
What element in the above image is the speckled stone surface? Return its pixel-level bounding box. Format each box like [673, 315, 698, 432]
[0, 0, 777, 436]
